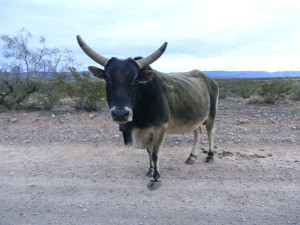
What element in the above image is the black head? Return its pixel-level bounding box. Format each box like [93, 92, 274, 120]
[88, 57, 155, 123]
[77, 35, 167, 124]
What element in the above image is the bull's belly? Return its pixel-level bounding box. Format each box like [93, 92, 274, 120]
[128, 114, 208, 149]
[166, 116, 207, 134]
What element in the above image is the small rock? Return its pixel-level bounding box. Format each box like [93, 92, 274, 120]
[168, 166, 174, 170]
[24, 140, 31, 144]
[220, 151, 234, 157]
[10, 118, 18, 123]
[269, 118, 276, 124]
[114, 134, 120, 139]
[284, 137, 296, 144]
[89, 114, 95, 119]
[52, 114, 56, 118]
[291, 126, 300, 130]
[236, 152, 251, 159]
[237, 119, 248, 125]
[251, 154, 266, 158]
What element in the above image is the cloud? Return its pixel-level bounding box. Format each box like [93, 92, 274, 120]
[152, 53, 300, 72]
[1, 0, 300, 71]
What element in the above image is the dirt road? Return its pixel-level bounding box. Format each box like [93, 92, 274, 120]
[0, 100, 299, 225]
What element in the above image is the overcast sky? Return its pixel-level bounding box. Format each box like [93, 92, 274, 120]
[1, 0, 300, 72]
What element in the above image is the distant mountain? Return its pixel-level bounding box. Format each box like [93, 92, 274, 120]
[202, 71, 300, 79]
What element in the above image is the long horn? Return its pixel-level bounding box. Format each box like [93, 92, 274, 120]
[136, 42, 168, 69]
[76, 35, 109, 67]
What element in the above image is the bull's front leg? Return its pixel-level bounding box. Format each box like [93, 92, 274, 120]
[147, 126, 166, 190]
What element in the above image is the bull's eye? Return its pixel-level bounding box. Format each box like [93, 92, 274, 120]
[132, 78, 139, 86]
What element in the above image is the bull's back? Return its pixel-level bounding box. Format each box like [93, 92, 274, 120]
[157, 70, 213, 133]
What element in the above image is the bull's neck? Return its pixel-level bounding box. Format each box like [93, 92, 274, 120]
[132, 74, 168, 128]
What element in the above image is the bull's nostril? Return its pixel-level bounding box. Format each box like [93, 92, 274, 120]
[111, 109, 130, 121]
[124, 111, 129, 117]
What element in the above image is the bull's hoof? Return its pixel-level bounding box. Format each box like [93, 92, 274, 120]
[186, 157, 196, 165]
[146, 168, 154, 177]
[205, 156, 214, 163]
[147, 180, 162, 190]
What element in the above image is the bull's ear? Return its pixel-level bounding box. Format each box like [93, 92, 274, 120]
[139, 70, 155, 83]
[88, 66, 105, 79]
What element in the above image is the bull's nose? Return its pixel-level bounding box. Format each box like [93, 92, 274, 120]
[111, 109, 130, 122]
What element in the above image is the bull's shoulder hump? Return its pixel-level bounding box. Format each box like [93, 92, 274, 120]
[155, 70, 217, 88]
[155, 69, 204, 79]
[182, 70, 207, 78]
[181, 70, 217, 86]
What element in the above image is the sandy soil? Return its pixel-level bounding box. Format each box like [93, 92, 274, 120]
[0, 99, 299, 225]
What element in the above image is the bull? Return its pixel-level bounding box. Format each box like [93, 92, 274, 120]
[77, 36, 219, 190]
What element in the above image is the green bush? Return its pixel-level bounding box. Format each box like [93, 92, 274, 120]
[29, 76, 67, 110]
[218, 87, 229, 99]
[258, 80, 291, 104]
[0, 73, 67, 110]
[246, 95, 264, 104]
[58, 68, 106, 111]
[217, 79, 257, 99]
[289, 81, 300, 100]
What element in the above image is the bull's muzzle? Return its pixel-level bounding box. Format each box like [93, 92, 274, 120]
[110, 107, 133, 123]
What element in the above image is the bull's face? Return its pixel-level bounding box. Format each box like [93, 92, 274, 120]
[89, 58, 154, 123]
[77, 35, 167, 124]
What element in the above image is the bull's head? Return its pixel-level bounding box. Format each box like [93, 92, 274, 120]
[77, 35, 167, 124]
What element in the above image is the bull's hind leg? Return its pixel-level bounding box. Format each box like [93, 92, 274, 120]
[205, 119, 215, 163]
[186, 127, 201, 165]
[146, 146, 154, 177]
[205, 102, 218, 163]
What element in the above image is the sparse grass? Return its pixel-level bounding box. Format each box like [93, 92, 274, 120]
[216, 77, 300, 103]
[289, 81, 300, 100]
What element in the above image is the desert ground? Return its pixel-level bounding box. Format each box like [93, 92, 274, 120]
[0, 99, 299, 225]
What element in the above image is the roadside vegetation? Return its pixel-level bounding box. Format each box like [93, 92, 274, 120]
[0, 29, 106, 111]
[1, 29, 299, 111]
[217, 77, 300, 104]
